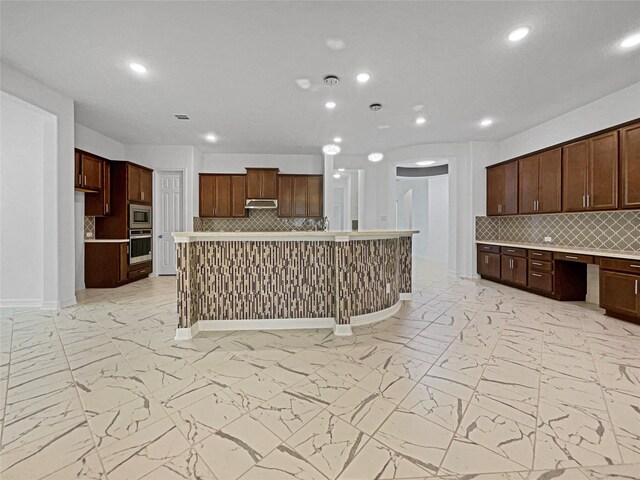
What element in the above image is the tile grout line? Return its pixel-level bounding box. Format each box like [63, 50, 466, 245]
[0, 307, 15, 451]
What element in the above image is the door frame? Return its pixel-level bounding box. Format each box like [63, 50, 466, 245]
[153, 169, 186, 276]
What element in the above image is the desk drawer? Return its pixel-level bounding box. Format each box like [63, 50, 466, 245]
[129, 264, 151, 279]
[501, 247, 527, 258]
[529, 271, 553, 293]
[529, 250, 553, 261]
[553, 252, 594, 264]
[600, 258, 640, 274]
[530, 260, 553, 272]
[478, 244, 500, 254]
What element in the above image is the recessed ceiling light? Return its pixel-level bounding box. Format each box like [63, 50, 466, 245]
[333, 137, 342, 143]
[415, 117, 427, 125]
[323, 144, 341, 155]
[413, 104, 424, 112]
[416, 160, 436, 166]
[620, 32, 640, 49]
[356, 72, 370, 83]
[480, 118, 494, 127]
[129, 62, 147, 74]
[205, 133, 217, 143]
[325, 101, 336, 109]
[508, 27, 530, 42]
[378, 124, 390, 130]
[338, 168, 345, 172]
[333, 173, 341, 179]
[368, 152, 384, 162]
[326, 38, 345, 51]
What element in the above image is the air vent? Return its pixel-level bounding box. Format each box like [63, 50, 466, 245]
[174, 114, 190, 120]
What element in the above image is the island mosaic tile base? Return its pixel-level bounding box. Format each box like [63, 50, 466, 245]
[1, 261, 640, 480]
[194, 209, 324, 232]
[476, 210, 640, 251]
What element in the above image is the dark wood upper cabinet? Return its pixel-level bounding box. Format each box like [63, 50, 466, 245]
[307, 176, 323, 217]
[278, 175, 293, 217]
[199, 174, 246, 218]
[75, 151, 82, 189]
[562, 140, 589, 212]
[85, 160, 111, 216]
[74, 151, 102, 192]
[293, 176, 308, 217]
[563, 132, 618, 212]
[620, 122, 640, 209]
[518, 155, 538, 214]
[277, 174, 324, 218]
[246, 168, 279, 199]
[230, 175, 247, 217]
[538, 148, 562, 213]
[588, 131, 618, 211]
[519, 148, 561, 214]
[127, 164, 153, 205]
[487, 162, 517, 216]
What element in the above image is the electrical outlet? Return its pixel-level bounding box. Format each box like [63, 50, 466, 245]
[386, 283, 391, 293]
[544, 236, 552, 243]
[86, 232, 94, 238]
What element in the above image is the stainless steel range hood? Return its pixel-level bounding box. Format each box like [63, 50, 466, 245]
[245, 199, 278, 209]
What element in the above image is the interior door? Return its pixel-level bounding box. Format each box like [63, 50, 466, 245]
[538, 148, 562, 213]
[157, 172, 183, 275]
[621, 123, 640, 209]
[588, 131, 618, 210]
[518, 155, 538, 214]
[562, 140, 588, 212]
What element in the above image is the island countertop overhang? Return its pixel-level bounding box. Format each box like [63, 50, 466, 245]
[172, 230, 418, 242]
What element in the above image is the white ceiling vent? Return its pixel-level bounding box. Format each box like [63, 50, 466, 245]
[174, 114, 190, 120]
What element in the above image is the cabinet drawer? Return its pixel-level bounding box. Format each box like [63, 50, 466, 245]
[528, 271, 554, 293]
[529, 260, 553, 272]
[600, 258, 640, 274]
[129, 265, 151, 279]
[478, 244, 500, 254]
[529, 250, 552, 261]
[553, 252, 594, 264]
[500, 247, 527, 258]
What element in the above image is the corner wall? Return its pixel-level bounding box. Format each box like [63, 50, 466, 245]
[1, 62, 75, 308]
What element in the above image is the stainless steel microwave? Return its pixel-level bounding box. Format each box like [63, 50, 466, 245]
[129, 204, 152, 229]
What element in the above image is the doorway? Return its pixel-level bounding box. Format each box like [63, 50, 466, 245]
[156, 171, 184, 275]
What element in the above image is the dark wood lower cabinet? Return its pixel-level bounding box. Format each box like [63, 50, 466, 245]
[501, 255, 527, 286]
[528, 271, 553, 293]
[85, 242, 151, 288]
[477, 252, 500, 279]
[600, 267, 640, 321]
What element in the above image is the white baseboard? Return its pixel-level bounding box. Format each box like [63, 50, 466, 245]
[0, 299, 43, 308]
[351, 301, 402, 327]
[399, 293, 412, 300]
[194, 317, 334, 332]
[333, 323, 353, 336]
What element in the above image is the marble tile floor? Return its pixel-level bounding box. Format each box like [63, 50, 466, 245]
[1, 259, 639, 480]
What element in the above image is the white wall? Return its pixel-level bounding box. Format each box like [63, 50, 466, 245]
[203, 153, 322, 174]
[1, 94, 47, 305]
[1, 63, 76, 308]
[73, 124, 125, 290]
[498, 82, 640, 162]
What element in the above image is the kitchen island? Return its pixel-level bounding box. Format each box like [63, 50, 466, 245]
[172, 230, 417, 339]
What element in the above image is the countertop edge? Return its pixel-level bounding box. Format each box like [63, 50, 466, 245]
[84, 239, 130, 243]
[172, 230, 418, 242]
[476, 240, 640, 261]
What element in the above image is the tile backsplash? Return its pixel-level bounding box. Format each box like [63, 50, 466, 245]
[193, 208, 325, 232]
[84, 216, 95, 238]
[476, 210, 640, 252]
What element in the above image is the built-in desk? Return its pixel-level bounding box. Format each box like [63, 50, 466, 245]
[476, 241, 640, 323]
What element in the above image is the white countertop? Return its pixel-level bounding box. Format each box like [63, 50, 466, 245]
[173, 230, 418, 242]
[84, 239, 129, 243]
[476, 240, 640, 261]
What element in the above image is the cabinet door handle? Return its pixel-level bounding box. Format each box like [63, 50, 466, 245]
[507, 249, 515, 252]
[106, 203, 109, 213]
[586, 194, 590, 207]
[84, 175, 87, 185]
[78, 174, 82, 185]
[532, 273, 542, 277]
[532, 262, 542, 266]
[631, 265, 640, 269]
[142, 191, 145, 200]
[532, 252, 542, 256]
[565, 255, 578, 260]
[582, 195, 586, 208]
[636, 279, 638, 295]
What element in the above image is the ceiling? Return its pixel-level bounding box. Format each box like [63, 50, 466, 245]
[2, 1, 639, 155]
